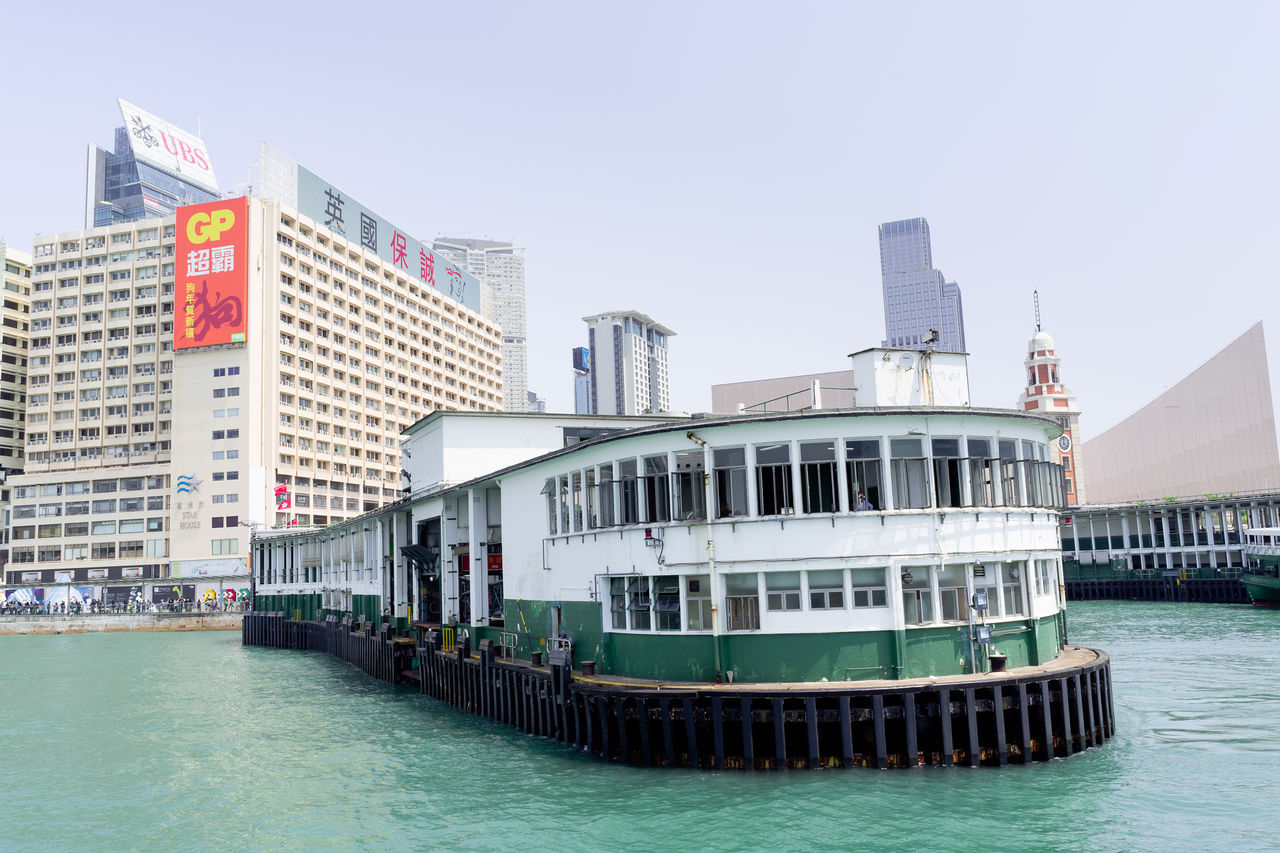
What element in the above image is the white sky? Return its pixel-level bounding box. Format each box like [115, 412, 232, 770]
[2, 2, 1277, 439]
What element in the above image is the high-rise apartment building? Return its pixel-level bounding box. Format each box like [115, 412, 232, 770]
[0, 243, 32, 567]
[4, 197, 503, 590]
[879, 217, 966, 352]
[433, 237, 527, 412]
[85, 99, 220, 228]
[581, 311, 674, 415]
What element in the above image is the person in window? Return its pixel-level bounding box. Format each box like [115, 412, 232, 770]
[856, 492, 874, 511]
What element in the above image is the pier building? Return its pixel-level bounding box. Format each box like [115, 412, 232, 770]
[1059, 490, 1280, 603]
[248, 350, 1114, 769]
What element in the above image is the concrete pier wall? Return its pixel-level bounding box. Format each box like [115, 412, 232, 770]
[0, 612, 243, 635]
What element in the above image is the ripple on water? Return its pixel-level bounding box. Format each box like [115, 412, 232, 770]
[1, 604, 1279, 853]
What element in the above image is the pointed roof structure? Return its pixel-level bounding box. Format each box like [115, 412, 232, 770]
[1082, 322, 1280, 503]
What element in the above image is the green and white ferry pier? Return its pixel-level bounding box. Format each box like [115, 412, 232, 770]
[247, 349, 1114, 769]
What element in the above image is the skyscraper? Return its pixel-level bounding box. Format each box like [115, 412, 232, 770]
[433, 237, 527, 412]
[581, 311, 674, 415]
[85, 99, 220, 228]
[879, 217, 966, 352]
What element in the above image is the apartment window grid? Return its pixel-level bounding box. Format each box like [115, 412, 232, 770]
[273, 212, 504, 522]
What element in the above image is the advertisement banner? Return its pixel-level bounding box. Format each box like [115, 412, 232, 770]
[176, 197, 249, 350]
[118, 99, 219, 194]
[295, 166, 481, 312]
[170, 557, 249, 578]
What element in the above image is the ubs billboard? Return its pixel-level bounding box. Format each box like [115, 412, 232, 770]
[118, 98, 219, 194]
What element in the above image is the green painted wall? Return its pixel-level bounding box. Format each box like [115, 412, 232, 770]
[497, 598, 1064, 682]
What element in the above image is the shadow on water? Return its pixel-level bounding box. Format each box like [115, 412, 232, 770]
[2, 605, 1277, 853]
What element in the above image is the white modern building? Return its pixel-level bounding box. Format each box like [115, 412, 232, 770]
[581, 310, 674, 415]
[433, 238, 527, 413]
[4, 196, 503, 600]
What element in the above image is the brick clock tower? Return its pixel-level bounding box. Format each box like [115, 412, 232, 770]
[1016, 302, 1086, 505]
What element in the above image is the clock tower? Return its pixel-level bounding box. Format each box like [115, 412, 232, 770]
[1016, 299, 1086, 505]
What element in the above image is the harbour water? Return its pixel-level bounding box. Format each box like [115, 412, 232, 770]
[2, 602, 1277, 853]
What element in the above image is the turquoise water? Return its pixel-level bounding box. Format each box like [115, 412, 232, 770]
[2, 602, 1277, 852]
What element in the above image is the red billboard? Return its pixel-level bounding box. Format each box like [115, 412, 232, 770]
[176, 197, 249, 349]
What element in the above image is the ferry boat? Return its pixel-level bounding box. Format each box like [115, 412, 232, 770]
[247, 348, 1114, 769]
[1241, 527, 1280, 606]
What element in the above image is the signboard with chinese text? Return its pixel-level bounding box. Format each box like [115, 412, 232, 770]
[295, 166, 481, 312]
[175, 197, 249, 350]
[171, 557, 249, 578]
[118, 98, 219, 194]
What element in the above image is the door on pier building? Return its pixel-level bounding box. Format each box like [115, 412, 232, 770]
[487, 547, 503, 626]
[414, 518, 442, 626]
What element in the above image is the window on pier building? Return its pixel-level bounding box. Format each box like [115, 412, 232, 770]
[714, 447, 748, 518]
[725, 572, 760, 631]
[765, 571, 802, 611]
[902, 566, 934, 625]
[1002, 562, 1026, 615]
[755, 443, 793, 516]
[618, 459, 639, 524]
[966, 438, 996, 507]
[543, 478, 556, 534]
[571, 472, 583, 531]
[654, 576, 680, 630]
[937, 564, 969, 622]
[597, 464, 616, 527]
[890, 438, 930, 509]
[846, 439, 883, 511]
[998, 440, 1024, 506]
[800, 441, 837, 513]
[642, 455, 670, 523]
[673, 450, 705, 521]
[585, 469, 598, 529]
[931, 437, 964, 508]
[808, 569, 845, 609]
[686, 575, 712, 630]
[850, 568, 887, 608]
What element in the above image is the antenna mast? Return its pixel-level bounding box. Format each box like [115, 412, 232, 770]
[1033, 290, 1041, 332]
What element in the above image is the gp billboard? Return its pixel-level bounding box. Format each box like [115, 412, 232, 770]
[176, 197, 249, 350]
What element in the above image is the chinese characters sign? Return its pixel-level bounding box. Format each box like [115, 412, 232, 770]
[296, 166, 480, 312]
[175, 198, 249, 350]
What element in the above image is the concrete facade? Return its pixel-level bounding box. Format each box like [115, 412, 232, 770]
[1082, 322, 1280, 503]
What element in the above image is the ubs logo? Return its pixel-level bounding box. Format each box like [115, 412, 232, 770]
[130, 115, 158, 148]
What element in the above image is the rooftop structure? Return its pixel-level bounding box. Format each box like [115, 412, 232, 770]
[85, 99, 220, 228]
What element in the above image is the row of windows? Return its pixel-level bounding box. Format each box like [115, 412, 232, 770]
[605, 561, 1056, 633]
[12, 476, 165, 498]
[11, 539, 166, 562]
[12, 517, 165, 538]
[545, 435, 1064, 536]
[11, 495, 168, 518]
